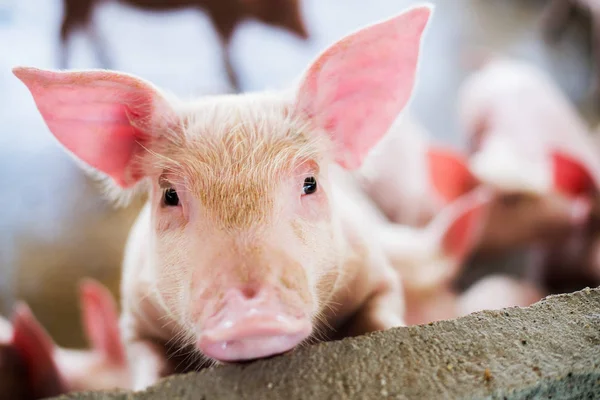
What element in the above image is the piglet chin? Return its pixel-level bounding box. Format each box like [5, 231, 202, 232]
[197, 313, 312, 362]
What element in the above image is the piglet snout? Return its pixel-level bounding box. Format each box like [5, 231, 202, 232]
[197, 287, 312, 361]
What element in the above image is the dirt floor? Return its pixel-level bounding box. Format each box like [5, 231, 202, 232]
[51, 287, 600, 399]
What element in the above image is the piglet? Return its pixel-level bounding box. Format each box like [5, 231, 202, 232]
[0, 279, 129, 399]
[14, 4, 434, 390]
[378, 187, 492, 325]
[457, 55, 600, 255]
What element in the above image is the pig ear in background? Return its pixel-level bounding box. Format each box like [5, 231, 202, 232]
[427, 146, 478, 204]
[294, 5, 432, 169]
[430, 187, 492, 264]
[551, 150, 598, 196]
[11, 303, 68, 398]
[12, 67, 177, 188]
[79, 279, 126, 364]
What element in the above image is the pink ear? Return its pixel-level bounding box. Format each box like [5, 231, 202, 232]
[551, 150, 597, 197]
[12, 67, 175, 188]
[295, 6, 432, 169]
[427, 146, 478, 204]
[11, 303, 68, 398]
[79, 279, 126, 364]
[439, 188, 491, 262]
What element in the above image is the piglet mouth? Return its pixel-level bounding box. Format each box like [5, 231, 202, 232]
[197, 313, 312, 362]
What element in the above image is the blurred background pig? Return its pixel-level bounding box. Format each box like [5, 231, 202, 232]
[2, 0, 600, 378]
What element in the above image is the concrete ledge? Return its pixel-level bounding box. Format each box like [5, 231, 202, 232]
[54, 287, 600, 400]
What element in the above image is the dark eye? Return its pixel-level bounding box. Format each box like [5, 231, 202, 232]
[303, 176, 317, 195]
[163, 188, 180, 207]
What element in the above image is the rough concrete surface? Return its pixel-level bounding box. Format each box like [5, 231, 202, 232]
[52, 287, 600, 400]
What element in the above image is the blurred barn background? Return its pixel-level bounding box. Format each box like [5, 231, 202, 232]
[0, 0, 598, 348]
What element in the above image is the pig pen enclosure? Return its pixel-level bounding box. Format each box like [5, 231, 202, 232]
[1, 0, 600, 398]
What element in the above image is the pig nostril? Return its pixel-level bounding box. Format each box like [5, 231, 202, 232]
[240, 286, 258, 299]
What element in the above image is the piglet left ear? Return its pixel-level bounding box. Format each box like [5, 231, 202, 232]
[294, 5, 433, 169]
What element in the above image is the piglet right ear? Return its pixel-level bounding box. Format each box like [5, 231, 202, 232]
[294, 5, 432, 169]
[79, 279, 126, 364]
[12, 67, 177, 188]
[11, 303, 68, 398]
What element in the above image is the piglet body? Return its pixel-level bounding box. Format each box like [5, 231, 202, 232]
[15, 5, 434, 390]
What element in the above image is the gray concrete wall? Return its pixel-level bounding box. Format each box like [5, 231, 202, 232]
[53, 286, 600, 400]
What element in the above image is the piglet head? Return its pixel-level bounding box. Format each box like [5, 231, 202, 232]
[452, 123, 597, 253]
[13, 4, 432, 362]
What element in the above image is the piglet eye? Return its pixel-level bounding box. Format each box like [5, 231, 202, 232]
[163, 188, 180, 207]
[303, 176, 317, 195]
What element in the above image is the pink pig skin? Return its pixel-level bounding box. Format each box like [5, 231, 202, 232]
[0, 279, 130, 399]
[351, 115, 498, 325]
[379, 187, 493, 326]
[458, 55, 600, 196]
[354, 108, 588, 259]
[356, 112, 477, 228]
[457, 274, 545, 317]
[351, 113, 549, 322]
[13, 5, 434, 390]
[457, 56, 600, 256]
